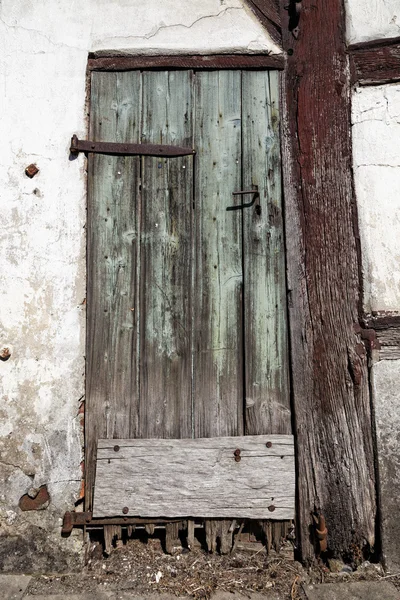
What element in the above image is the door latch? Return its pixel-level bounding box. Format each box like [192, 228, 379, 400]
[70, 135, 196, 157]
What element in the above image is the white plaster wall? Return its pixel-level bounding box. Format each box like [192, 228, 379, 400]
[352, 84, 400, 313]
[346, 0, 400, 44]
[372, 359, 400, 571]
[0, 0, 279, 569]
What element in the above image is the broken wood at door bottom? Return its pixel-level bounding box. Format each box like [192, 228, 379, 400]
[93, 435, 295, 520]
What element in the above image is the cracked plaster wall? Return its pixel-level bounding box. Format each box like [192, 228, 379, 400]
[348, 1, 400, 572]
[345, 0, 400, 45]
[352, 84, 400, 313]
[0, 0, 280, 572]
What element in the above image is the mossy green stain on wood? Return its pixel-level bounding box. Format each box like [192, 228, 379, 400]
[87, 70, 290, 497]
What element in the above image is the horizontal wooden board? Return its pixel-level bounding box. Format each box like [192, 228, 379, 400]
[349, 37, 400, 86]
[93, 435, 295, 520]
[88, 54, 285, 71]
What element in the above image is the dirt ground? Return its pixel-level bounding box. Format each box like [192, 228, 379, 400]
[26, 532, 398, 600]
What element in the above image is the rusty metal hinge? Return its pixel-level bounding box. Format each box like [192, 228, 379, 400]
[70, 135, 196, 157]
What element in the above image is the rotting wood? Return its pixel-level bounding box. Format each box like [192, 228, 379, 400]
[86, 71, 142, 511]
[364, 313, 400, 330]
[379, 347, 400, 360]
[193, 70, 243, 438]
[138, 70, 193, 440]
[93, 435, 295, 520]
[375, 327, 400, 360]
[86, 68, 292, 550]
[241, 69, 290, 435]
[145, 524, 155, 536]
[204, 520, 234, 554]
[349, 36, 400, 86]
[88, 54, 285, 71]
[279, 0, 376, 560]
[187, 520, 195, 549]
[104, 524, 122, 555]
[165, 522, 182, 554]
[376, 329, 400, 347]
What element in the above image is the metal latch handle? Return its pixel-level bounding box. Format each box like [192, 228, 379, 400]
[232, 188, 259, 197]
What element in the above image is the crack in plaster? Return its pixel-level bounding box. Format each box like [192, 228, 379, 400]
[92, 6, 267, 48]
[355, 163, 400, 168]
[0, 16, 86, 53]
[48, 479, 80, 484]
[0, 459, 33, 478]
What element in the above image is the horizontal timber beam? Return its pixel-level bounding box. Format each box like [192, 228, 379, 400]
[363, 313, 400, 330]
[349, 36, 400, 86]
[87, 54, 285, 71]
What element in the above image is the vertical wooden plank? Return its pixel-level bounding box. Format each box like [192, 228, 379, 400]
[193, 70, 243, 438]
[280, 0, 376, 559]
[86, 71, 141, 508]
[138, 71, 193, 439]
[242, 70, 290, 435]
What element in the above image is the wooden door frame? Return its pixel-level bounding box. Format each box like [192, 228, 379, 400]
[86, 0, 400, 562]
[86, 47, 373, 561]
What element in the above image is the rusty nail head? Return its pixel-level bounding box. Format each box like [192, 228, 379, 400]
[234, 448, 241, 456]
[235, 456, 241, 462]
[122, 507, 129, 515]
[266, 441, 272, 448]
[268, 505, 276, 512]
[25, 164, 39, 178]
[114, 445, 120, 452]
[0, 347, 11, 361]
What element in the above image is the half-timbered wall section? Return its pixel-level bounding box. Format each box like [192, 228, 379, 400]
[2, 0, 400, 572]
[0, 0, 282, 571]
[347, 0, 400, 572]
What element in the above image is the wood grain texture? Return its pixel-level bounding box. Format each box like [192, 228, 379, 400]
[87, 70, 292, 528]
[86, 71, 141, 509]
[193, 71, 244, 438]
[93, 435, 295, 519]
[241, 70, 290, 435]
[88, 54, 285, 71]
[364, 314, 400, 330]
[376, 328, 400, 348]
[138, 71, 193, 439]
[379, 347, 400, 360]
[349, 37, 400, 86]
[245, 0, 281, 46]
[279, 1, 376, 559]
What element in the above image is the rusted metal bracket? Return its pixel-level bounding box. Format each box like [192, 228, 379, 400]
[62, 511, 182, 535]
[313, 513, 328, 553]
[70, 135, 196, 157]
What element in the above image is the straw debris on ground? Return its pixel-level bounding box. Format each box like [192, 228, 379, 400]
[27, 535, 392, 600]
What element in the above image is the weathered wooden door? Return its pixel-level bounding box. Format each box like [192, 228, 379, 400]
[86, 69, 291, 513]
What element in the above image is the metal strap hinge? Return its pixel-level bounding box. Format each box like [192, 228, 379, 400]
[70, 135, 196, 157]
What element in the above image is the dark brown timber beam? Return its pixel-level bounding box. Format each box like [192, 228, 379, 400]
[88, 54, 284, 71]
[245, 0, 281, 46]
[280, 0, 376, 560]
[349, 36, 400, 86]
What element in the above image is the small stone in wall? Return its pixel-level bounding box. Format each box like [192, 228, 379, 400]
[25, 163, 39, 178]
[0, 346, 12, 361]
[19, 485, 50, 511]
